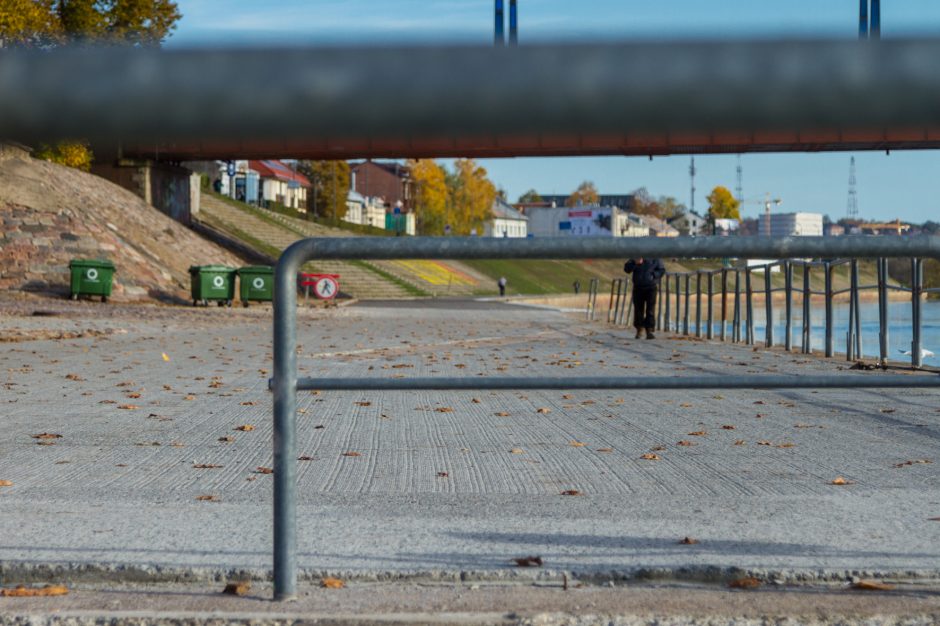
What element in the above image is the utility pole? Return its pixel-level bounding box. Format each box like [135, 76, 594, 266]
[859, 0, 880, 40]
[847, 156, 859, 220]
[689, 156, 696, 215]
[509, 0, 518, 46]
[735, 155, 743, 203]
[495, 0, 505, 46]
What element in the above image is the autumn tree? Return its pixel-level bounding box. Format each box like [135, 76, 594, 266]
[32, 141, 93, 171]
[298, 161, 351, 220]
[0, 0, 60, 47]
[565, 181, 599, 207]
[517, 189, 542, 204]
[706, 186, 741, 221]
[409, 159, 449, 235]
[448, 158, 496, 235]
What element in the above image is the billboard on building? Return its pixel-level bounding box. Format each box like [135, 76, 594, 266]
[562, 208, 613, 236]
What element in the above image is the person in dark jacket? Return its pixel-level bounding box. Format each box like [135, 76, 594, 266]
[624, 257, 666, 339]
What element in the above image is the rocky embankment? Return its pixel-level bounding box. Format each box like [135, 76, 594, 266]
[0, 148, 242, 303]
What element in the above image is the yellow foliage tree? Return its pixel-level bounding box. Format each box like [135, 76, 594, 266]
[706, 186, 741, 221]
[0, 0, 59, 47]
[33, 141, 94, 171]
[449, 159, 496, 235]
[409, 159, 449, 235]
[566, 181, 599, 207]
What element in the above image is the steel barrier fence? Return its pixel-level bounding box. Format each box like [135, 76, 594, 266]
[272, 235, 940, 600]
[639, 258, 940, 368]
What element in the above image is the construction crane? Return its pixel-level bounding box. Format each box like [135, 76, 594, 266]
[741, 194, 782, 236]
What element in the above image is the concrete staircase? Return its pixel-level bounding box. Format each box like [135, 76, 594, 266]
[196, 194, 414, 299]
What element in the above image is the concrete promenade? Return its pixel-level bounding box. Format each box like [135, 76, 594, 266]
[2, 295, 940, 588]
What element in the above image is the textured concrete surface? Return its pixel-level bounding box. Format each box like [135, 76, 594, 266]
[2, 296, 940, 586]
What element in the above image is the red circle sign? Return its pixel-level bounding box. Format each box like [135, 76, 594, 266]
[313, 276, 338, 300]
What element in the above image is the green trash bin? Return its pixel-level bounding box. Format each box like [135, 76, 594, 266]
[189, 265, 236, 307]
[69, 259, 115, 302]
[237, 265, 274, 307]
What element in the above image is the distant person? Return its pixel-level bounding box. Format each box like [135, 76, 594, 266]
[498, 276, 507, 297]
[573, 279, 581, 295]
[212, 178, 222, 193]
[624, 257, 665, 339]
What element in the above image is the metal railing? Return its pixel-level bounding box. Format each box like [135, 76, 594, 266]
[272, 235, 940, 600]
[605, 257, 938, 368]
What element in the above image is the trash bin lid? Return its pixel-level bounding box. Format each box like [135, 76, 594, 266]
[70, 258, 115, 269]
[189, 265, 235, 273]
[237, 265, 274, 274]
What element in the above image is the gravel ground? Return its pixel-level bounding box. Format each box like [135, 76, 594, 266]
[2, 294, 940, 595]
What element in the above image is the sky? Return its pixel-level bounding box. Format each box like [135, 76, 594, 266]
[167, 1, 940, 224]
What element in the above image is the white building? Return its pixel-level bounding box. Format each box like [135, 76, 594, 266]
[484, 197, 528, 237]
[344, 191, 387, 230]
[757, 212, 823, 237]
[616, 212, 650, 237]
[526, 205, 628, 237]
[668, 210, 708, 236]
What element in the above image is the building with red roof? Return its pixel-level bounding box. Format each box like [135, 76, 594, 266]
[249, 160, 311, 211]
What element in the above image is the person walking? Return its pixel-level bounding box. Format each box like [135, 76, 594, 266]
[498, 276, 507, 297]
[624, 257, 665, 339]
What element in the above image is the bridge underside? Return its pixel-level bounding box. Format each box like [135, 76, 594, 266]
[117, 128, 940, 161]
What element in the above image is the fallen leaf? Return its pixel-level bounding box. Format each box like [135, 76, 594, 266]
[298, 456, 314, 461]
[218, 436, 235, 443]
[135, 441, 161, 447]
[222, 581, 250, 596]
[195, 495, 218, 501]
[495, 412, 510, 417]
[35, 440, 56, 446]
[853, 580, 896, 591]
[321, 577, 345, 589]
[510, 448, 524, 454]
[640, 453, 661, 460]
[471, 398, 481, 404]
[0, 584, 69, 597]
[569, 440, 586, 447]
[596, 448, 613, 453]
[126, 392, 142, 399]
[831, 476, 854, 485]
[679, 403, 693, 408]
[0, 480, 12, 487]
[31, 433, 62, 439]
[342, 451, 361, 457]
[560, 489, 582, 496]
[536, 407, 551, 414]
[894, 459, 932, 468]
[678, 537, 699, 545]
[235, 425, 255, 432]
[65, 373, 84, 381]
[650, 445, 666, 451]
[688, 431, 707, 436]
[513, 556, 544, 567]
[437, 471, 449, 478]
[240, 401, 256, 406]
[721, 425, 736, 430]
[162, 353, 170, 362]
[757, 440, 772, 446]
[435, 407, 454, 413]
[777, 443, 796, 448]
[880, 408, 896, 414]
[729, 577, 762, 589]
[355, 401, 372, 407]
[562, 394, 574, 400]
[184, 395, 195, 401]
[734, 440, 746, 446]
[193, 463, 223, 469]
[118, 404, 139, 410]
[753, 401, 765, 405]
[256, 466, 274, 474]
[677, 440, 695, 447]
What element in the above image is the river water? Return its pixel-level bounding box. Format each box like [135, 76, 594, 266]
[677, 299, 940, 366]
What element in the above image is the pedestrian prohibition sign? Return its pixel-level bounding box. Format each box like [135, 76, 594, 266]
[313, 276, 338, 300]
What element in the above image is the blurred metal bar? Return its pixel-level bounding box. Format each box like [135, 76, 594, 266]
[8, 40, 940, 146]
[785, 261, 793, 351]
[733, 269, 742, 343]
[695, 271, 703, 338]
[663, 274, 671, 332]
[706, 272, 714, 340]
[859, 0, 869, 39]
[802, 264, 812, 354]
[764, 265, 774, 347]
[720, 269, 728, 341]
[825, 261, 834, 357]
[878, 258, 889, 364]
[745, 268, 754, 345]
[913, 258, 923, 367]
[683, 274, 691, 335]
[495, 0, 505, 46]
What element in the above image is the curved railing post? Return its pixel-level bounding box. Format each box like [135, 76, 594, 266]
[272, 241, 306, 602]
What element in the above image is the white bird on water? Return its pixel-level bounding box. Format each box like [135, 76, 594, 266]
[899, 348, 935, 359]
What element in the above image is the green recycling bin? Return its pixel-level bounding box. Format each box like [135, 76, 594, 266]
[69, 259, 115, 302]
[237, 265, 274, 307]
[189, 265, 236, 307]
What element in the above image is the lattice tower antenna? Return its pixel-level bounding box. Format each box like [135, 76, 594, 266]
[847, 156, 859, 219]
[689, 156, 696, 214]
[735, 154, 743, 202]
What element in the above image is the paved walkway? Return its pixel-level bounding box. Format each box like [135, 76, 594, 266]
[2, 296, 940, 585]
